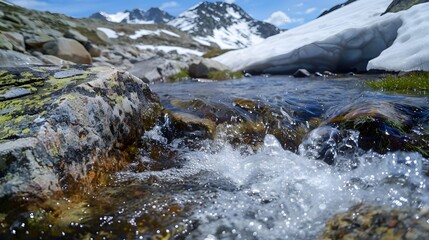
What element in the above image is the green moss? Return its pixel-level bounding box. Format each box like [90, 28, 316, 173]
[168, 68, 189, 81]
[366, 72, 429, 96]
[21, 128, 30, 134]
[202, 49, 232, 58]
[115, 95, 123, 104]
[207, 71, 244, 80]
[20, 72, 34, 78]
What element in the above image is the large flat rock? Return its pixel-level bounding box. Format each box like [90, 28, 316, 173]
[0, 65, 161, 198]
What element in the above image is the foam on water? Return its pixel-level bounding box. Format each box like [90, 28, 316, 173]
[119, 129, 429, 239]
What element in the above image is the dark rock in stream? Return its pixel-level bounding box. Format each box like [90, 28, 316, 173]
[300, 101, 429, 165]
[293, 69, 311, 78]
[0, 65, 161, 198]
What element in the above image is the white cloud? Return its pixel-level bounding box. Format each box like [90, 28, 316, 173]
[9, 0, 48, 8]
[160, 1, 178, 10]
[295, 3, 304, 7]
[225, 0, 236, 3]
[264, 11, 292, 27]
[305, 7, 317, 14]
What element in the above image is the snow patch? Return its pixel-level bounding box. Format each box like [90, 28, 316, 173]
[130, 29, 180, 39]
[136, 44, 204, 56]
[100, 11, 129, 23]
[193, 37, 212, 46]
[97, 27, 119, 39]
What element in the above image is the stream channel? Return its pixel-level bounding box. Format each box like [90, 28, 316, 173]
[2, 75, 429, 239]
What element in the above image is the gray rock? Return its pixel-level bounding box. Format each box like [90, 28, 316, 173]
[84, 42, 101, 57]
[0, 10, 4, 18]
[0, 66, 161, 198]
[0, 49, 43, 66]
[64, 29, 88, 43]
[158, 60, 188, 77]
[315, 72, 324, 77]
[128, 57, 188, 82]
[0, 33, 13, 50]
[188, 58, 230, 78]
[323, 71, 335, 76]
[3, 13, 21, 24]
[43, 38, 92, 64]
[293, 69, 311, 78]
[0, 88, 32, 100]
[2, 32, 25, 52]
[95, 29, 110, 44]
[54, 69, 85, 79]
[38, 54, 74, 66]
[24, 33, 55, 49]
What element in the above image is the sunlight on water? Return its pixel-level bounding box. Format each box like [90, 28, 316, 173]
[118, 125, 429, 239]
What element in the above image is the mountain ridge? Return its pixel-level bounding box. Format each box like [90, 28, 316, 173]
[90, 1, 281, 49]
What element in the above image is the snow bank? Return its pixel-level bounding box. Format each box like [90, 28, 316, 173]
[215, 0, 429, 73]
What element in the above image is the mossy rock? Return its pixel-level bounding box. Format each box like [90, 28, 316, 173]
[0, 65, 161, 200]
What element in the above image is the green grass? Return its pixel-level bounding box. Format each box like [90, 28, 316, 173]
[207, 71, 244, 80]
[202, 49, 232, 58]
[366, 72, 429, 96]
[168, 68, 190, 81]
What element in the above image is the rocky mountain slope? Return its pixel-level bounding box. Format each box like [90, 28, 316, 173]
[169, 2, 281, 49]
[216, 0, 429, 74]
[91, 2, 281, 50]
[90, 7, 174, 24]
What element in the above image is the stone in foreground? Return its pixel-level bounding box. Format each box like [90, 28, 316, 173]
[0, 65, 161, 198]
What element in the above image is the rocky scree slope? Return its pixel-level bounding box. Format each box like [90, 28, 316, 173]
[0, 1, 216, 72]
[169, 2, 281, 49]
[90, 7, 174, 24]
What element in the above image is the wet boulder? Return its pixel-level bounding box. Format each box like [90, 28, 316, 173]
[0, 65, 161, 198]
[293, 69, 311, 78]
[321, 204, 429, 239]
[307, 101, 429, 162]
[42, 38, 92, 64]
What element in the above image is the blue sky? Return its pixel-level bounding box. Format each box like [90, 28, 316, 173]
[9, 0, 346, 28]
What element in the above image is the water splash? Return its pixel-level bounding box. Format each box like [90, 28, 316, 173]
[120, 130, 429, 239]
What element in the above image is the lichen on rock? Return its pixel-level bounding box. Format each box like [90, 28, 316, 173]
[0, 65, 161, 198]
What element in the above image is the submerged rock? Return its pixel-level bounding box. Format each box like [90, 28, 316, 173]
[321, 204, 429, 239]
[0, 65, 161, 198]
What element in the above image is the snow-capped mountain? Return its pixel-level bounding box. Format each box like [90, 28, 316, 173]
[216, 0, 429, 73]
[90, 8, 174, 24]
[168, 2, 281, 49]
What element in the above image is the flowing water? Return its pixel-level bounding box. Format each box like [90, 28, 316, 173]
[2, 75, 429, 239]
